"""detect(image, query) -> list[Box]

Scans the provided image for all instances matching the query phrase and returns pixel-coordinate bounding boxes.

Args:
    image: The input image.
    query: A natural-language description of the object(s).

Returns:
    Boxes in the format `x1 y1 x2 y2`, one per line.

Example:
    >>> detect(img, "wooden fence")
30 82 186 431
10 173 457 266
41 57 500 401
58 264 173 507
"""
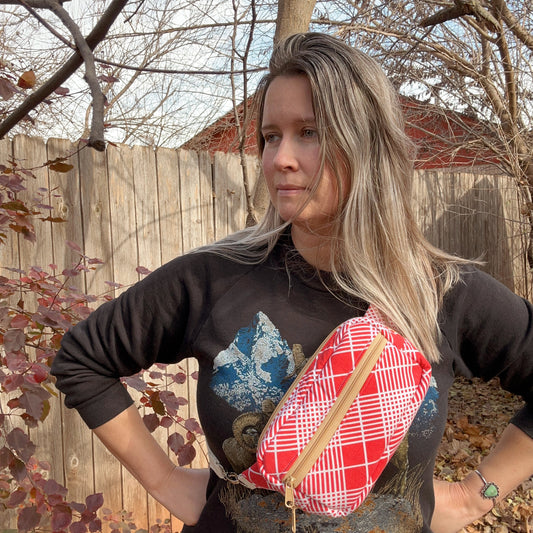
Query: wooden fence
0 134 530 531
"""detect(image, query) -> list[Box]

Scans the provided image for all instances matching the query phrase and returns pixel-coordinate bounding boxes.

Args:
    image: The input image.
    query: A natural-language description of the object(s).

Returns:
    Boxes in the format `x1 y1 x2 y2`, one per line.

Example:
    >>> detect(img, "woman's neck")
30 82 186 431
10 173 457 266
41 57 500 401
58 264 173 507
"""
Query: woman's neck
290 224 335 272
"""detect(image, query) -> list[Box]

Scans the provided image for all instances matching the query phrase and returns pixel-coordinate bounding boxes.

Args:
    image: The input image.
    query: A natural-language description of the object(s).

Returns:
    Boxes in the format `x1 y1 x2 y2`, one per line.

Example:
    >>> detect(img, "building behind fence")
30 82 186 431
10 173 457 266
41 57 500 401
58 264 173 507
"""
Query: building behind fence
0 135 530 531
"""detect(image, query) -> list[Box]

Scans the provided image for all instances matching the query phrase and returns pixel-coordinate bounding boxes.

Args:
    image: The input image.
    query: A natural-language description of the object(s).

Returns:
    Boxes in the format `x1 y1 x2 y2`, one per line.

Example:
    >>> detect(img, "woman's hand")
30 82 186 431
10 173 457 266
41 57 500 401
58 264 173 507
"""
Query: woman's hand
93 405 210 525
431 475 492 533
150 466 210 526
432 424 533 533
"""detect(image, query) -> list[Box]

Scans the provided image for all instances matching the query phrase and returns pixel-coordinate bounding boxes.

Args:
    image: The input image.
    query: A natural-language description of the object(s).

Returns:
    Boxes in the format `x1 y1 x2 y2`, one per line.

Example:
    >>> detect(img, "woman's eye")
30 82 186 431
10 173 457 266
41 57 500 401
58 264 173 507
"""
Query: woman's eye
263 133 279 143
302 128 317 138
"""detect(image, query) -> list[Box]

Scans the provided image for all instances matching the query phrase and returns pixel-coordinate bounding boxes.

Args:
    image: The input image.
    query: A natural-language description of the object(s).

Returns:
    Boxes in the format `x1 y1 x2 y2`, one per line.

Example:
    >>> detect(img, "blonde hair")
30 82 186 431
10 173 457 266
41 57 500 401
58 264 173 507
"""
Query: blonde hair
201 32 468 363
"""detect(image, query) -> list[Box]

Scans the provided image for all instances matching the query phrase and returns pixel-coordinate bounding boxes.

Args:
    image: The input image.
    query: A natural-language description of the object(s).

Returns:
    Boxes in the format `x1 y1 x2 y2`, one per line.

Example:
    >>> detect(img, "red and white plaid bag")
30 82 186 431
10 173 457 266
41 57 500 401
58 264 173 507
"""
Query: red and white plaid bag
239 307 432 528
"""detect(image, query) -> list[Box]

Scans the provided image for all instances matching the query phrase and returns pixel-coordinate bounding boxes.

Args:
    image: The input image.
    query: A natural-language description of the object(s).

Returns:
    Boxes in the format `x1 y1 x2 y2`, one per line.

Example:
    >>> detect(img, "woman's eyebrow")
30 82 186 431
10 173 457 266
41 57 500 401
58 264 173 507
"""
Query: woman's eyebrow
261 117 317 131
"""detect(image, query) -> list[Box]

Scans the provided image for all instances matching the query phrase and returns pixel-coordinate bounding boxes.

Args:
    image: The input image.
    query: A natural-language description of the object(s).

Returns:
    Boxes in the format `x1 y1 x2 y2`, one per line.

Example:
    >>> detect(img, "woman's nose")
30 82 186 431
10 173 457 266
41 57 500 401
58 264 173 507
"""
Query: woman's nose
273 138 299 172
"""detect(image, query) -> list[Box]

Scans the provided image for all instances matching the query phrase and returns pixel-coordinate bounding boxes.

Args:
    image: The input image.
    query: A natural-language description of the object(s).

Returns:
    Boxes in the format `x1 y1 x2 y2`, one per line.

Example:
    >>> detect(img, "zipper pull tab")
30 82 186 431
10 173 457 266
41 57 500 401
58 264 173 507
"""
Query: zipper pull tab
284 477 297 533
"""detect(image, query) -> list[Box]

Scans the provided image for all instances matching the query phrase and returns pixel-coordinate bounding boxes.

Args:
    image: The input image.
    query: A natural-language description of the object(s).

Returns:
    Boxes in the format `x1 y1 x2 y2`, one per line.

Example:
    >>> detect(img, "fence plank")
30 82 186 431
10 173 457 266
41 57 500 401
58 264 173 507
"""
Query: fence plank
75 142 117 529
106 143 151 529
179 149 205 253
156 146 182 263
0 137 16 275
12 135 66 483
198 150 215 245
0 134 18 533
155 146 186 531
177 149 211 473
78 142 114 295
12 135 52 278
213 151 246 239
46 138 95 503
131 144 170 525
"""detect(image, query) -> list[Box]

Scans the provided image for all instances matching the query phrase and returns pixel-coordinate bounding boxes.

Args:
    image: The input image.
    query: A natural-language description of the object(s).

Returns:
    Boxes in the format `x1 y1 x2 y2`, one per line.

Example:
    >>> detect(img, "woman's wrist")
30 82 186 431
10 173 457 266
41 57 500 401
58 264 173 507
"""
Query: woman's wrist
150 466 210 526
460 470 496 518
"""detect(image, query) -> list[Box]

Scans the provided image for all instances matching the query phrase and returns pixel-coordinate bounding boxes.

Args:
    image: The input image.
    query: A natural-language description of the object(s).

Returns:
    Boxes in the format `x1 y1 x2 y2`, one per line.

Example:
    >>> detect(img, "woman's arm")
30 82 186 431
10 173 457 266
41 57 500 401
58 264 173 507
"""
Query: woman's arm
431 423 533 533
93 404 210 526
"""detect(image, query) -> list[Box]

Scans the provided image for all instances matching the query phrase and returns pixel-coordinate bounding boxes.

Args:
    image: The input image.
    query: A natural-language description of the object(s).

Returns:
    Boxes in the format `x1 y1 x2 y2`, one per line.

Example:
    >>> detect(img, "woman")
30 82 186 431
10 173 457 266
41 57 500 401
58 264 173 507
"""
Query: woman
51 33 533 533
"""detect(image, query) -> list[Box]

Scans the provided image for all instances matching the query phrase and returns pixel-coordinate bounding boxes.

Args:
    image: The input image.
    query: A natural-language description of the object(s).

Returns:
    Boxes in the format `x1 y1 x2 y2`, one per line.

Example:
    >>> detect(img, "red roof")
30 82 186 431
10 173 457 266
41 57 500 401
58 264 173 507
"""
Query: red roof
182 95 498 169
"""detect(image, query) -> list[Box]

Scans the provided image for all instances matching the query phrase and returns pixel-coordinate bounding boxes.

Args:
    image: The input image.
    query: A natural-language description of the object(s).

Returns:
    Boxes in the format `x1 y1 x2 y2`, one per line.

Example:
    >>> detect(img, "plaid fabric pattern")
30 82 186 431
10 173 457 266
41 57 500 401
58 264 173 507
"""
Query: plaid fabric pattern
240 311 432 517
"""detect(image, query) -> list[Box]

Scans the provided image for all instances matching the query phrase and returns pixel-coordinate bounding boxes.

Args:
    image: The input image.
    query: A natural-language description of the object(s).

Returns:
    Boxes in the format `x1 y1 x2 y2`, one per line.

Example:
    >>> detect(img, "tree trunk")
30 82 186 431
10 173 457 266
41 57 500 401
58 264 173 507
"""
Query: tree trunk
274 0 316 44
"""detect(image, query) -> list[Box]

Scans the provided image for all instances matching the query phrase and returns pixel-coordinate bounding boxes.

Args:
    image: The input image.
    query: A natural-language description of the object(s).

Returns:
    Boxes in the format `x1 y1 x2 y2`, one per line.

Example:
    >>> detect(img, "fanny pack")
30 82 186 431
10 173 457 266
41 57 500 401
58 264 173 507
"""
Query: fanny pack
212 307 432 531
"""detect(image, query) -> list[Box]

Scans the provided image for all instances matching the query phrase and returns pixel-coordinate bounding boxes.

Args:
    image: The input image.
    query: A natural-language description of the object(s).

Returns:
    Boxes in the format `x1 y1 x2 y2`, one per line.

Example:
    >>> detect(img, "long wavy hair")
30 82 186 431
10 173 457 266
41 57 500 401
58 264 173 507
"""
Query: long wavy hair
200 32 468 363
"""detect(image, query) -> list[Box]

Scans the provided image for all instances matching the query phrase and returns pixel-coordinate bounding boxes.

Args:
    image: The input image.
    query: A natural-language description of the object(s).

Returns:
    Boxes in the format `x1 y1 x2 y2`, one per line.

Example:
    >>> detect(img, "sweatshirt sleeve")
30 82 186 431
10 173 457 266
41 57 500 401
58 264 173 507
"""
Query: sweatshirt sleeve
50 256 194 429
440 267 533 438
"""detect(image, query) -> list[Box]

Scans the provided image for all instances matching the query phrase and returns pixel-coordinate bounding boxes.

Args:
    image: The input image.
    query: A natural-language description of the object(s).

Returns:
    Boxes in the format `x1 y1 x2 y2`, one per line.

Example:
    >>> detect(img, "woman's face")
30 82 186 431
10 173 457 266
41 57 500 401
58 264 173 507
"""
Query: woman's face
261 74 342 236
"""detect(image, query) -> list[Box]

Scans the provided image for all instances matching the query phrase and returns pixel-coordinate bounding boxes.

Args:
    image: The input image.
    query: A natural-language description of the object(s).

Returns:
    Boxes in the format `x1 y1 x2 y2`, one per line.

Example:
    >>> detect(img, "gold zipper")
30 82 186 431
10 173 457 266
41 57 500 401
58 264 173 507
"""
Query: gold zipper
284 476 297 533
281 333 387 524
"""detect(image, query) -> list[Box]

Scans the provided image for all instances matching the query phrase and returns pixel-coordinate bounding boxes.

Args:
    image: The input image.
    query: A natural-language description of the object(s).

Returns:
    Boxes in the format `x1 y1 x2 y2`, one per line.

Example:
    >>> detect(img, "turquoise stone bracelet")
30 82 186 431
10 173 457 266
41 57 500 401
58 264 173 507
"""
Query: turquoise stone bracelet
474 469 499 506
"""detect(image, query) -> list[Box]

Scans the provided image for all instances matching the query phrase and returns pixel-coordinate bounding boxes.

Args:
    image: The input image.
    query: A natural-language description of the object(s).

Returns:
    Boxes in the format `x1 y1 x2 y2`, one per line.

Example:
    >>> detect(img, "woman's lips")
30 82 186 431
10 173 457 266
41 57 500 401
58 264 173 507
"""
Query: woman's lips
276 184 306 196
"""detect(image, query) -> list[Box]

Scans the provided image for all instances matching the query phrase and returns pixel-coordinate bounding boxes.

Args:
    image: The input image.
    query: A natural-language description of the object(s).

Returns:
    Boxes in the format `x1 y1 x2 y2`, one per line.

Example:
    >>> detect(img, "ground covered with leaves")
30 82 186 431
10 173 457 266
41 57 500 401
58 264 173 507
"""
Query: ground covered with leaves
436 377 532 532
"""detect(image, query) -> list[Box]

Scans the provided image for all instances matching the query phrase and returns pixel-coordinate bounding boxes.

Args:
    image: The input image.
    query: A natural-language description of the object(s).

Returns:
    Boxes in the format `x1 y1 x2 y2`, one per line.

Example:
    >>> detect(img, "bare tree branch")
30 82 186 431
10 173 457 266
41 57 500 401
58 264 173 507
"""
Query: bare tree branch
18 0 74 48
0 0 70 6
491 0 533 52
0 0 128 150
45 0 106 149
421 0 500 31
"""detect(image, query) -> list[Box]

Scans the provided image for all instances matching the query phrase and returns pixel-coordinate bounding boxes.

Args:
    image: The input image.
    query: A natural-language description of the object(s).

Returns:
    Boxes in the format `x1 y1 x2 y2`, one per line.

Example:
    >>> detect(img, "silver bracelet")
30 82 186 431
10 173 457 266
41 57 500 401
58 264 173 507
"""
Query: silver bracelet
474 469 499 507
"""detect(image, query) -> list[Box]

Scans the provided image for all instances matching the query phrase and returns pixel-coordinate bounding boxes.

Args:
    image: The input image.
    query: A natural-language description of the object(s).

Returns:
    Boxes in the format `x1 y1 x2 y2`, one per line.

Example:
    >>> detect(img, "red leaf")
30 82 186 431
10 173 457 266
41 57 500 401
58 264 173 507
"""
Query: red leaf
143 413 159 433
17 70 36 89
136 266 151 276
10 457 27 482
49 162 74 173
7 428 36 462
10 313 29 329
184 418 203 434
167 432 184 456
66 240 82 252
69 502 86 514
122 375 147 392
17 506 41 532
172 372 187 384
3 328 26 352
88 518 102 532
5 351 27 372
8 488 27 506
85 492 103 512
177 443 196 467
0 445 16 468
43 478 67 497
52 504 72 531
160 416 173 428
98 74 119 83
160 391 187 412
54 86 70 96
70 521 87 533
26 362 49 384
19 388 50 422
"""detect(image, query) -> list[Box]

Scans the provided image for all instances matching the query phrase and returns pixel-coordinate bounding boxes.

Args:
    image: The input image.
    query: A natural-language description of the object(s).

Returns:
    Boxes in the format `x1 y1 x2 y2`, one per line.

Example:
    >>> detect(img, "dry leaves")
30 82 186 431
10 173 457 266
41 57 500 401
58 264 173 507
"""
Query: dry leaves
436 377 533 532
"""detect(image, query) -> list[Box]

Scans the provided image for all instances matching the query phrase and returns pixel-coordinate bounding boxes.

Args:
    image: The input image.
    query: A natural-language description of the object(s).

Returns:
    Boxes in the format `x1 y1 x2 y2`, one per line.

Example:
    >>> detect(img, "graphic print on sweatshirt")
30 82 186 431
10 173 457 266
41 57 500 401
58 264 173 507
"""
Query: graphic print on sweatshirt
210 311 305 472
210 311 302 411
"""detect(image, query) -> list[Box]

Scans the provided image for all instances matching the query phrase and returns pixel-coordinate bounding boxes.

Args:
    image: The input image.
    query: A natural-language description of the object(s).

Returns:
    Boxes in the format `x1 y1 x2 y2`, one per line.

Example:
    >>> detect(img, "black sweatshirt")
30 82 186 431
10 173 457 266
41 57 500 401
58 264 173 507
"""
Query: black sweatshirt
51 237 533 533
